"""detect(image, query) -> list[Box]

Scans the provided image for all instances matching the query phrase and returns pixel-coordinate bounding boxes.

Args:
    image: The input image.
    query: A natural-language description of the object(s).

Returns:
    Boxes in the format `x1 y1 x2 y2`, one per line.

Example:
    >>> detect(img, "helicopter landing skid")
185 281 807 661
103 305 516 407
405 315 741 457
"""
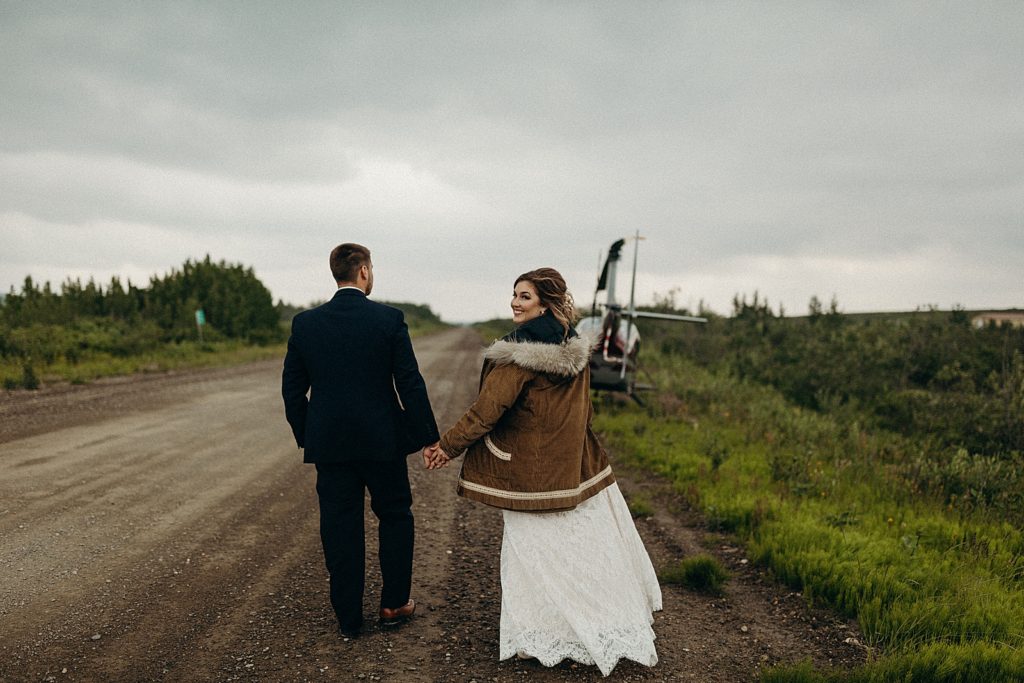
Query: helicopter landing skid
629 382 655 405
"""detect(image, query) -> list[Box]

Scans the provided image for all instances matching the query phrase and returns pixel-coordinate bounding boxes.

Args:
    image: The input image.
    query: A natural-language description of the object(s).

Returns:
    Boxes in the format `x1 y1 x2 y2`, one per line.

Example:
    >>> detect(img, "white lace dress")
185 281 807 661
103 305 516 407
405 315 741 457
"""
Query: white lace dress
499 481 662 676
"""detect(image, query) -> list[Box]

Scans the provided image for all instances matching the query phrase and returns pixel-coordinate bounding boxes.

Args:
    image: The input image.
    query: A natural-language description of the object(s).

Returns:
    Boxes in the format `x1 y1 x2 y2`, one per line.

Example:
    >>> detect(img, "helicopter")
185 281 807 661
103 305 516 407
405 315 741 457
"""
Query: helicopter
576 233 706 403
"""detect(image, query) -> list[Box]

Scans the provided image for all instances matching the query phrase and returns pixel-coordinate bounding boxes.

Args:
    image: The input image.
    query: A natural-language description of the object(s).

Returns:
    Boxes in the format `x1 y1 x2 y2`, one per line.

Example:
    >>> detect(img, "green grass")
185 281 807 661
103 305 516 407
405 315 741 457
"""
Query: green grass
762 644 1024 682
594 350 1024 681
404 316 451 338
625 492 655 519
658 554 730 595
761 659 826 683
472 318 515 343
1 313 448 391
0 341 286 389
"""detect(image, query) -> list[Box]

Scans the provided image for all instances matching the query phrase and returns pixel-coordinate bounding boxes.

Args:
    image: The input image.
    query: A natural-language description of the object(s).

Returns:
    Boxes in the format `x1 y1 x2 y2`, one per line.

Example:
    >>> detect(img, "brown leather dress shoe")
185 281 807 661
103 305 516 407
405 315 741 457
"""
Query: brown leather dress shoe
379 599 416 627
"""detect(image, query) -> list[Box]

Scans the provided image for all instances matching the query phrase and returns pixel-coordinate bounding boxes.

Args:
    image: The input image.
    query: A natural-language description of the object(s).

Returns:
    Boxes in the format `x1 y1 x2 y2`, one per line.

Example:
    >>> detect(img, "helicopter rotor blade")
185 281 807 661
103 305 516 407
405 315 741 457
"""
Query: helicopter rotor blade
595 238 626 292
624 310 708 324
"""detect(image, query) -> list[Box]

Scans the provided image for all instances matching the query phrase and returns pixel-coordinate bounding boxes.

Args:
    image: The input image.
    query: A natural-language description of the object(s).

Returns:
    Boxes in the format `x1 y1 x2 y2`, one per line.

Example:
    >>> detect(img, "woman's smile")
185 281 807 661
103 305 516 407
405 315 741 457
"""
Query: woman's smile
511 281 544 324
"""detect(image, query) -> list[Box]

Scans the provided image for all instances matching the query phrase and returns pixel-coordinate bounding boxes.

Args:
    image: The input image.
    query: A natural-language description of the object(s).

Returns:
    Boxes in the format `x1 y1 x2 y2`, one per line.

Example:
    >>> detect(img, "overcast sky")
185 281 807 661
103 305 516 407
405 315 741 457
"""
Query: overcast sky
2 2 1022 323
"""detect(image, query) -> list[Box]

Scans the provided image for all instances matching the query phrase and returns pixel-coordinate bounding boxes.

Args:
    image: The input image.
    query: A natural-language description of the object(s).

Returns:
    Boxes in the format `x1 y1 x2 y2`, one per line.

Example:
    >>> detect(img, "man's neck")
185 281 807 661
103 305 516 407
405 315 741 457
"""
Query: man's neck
337 283 366 293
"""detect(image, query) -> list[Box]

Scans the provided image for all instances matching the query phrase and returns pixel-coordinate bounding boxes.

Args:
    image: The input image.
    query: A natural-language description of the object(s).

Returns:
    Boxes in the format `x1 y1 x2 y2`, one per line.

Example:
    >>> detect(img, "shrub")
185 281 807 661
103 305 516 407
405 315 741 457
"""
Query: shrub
626 493 654 518
760 659 828 683
658 554 730 595
912 449 1024 515
21 362 39 390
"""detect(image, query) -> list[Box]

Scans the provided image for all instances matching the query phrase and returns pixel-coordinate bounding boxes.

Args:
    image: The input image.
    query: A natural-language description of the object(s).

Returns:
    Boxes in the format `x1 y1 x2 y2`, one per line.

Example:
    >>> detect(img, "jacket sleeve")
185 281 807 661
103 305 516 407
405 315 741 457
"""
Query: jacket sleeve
439 363 533 456
391 312 440 449
281 317 310 448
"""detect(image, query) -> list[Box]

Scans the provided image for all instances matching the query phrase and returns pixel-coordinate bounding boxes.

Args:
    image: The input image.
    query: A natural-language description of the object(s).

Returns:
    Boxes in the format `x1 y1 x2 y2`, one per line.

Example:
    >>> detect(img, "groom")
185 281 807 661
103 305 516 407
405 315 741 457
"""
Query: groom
282 243 439 639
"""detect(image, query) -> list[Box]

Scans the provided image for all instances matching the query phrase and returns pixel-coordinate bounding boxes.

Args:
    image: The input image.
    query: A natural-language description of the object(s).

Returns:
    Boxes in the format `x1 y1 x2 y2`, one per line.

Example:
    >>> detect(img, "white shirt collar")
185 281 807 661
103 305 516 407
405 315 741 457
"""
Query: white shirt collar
338 286 365 293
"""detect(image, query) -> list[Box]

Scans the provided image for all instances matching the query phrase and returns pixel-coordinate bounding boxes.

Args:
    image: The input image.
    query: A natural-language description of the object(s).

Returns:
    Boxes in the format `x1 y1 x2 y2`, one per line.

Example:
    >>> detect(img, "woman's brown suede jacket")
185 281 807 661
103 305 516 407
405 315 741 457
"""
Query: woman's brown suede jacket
439 313 615 512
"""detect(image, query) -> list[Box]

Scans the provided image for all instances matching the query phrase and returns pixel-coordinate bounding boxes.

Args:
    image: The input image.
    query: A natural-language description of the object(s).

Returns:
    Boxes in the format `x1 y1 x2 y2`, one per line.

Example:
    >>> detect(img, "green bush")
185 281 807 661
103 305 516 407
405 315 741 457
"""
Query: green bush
658 554 730 595
20 362 39 390
643 298 1024 457
912 449 1024 515
472 318 515 343
625 493 654 518
1 257 283 345
0 258 294 388
760 659 827 683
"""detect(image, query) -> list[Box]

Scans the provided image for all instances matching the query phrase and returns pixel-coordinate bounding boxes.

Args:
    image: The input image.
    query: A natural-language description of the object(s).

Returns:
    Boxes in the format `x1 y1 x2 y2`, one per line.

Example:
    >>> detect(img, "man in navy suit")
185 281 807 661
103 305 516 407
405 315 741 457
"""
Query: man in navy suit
282 243 439 638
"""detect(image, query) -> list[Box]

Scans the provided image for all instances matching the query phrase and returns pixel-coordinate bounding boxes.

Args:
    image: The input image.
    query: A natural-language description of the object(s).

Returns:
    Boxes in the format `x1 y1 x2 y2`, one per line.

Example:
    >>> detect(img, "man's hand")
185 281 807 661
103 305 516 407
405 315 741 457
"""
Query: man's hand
421 443 437 469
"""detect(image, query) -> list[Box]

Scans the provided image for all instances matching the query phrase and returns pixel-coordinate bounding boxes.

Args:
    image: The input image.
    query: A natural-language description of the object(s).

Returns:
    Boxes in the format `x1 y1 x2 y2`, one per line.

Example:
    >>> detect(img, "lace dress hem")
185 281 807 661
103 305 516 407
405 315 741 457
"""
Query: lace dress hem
499 482 663 677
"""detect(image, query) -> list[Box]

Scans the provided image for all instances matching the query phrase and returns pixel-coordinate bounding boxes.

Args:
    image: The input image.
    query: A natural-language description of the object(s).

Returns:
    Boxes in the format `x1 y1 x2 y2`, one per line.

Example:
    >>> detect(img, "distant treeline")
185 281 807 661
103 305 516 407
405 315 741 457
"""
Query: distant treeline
276 297 447 336
1 256 281 366
0 258 451 389
644 293 1024 457
384 302 448 335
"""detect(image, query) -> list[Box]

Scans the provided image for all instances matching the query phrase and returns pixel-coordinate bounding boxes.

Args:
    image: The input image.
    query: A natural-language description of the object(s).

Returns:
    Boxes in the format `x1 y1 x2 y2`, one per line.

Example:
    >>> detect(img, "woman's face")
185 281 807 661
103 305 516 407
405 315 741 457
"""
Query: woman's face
511 280 545 324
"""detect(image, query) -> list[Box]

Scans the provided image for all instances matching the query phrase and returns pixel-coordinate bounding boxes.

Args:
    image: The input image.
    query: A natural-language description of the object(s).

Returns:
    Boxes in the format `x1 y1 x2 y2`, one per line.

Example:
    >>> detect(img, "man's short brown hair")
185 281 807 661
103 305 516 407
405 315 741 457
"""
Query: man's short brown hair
330 243 371 283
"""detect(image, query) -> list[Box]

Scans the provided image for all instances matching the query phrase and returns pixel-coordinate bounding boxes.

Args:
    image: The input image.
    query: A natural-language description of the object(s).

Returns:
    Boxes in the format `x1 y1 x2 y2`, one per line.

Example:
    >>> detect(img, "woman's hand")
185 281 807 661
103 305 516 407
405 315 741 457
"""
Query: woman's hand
422 443 451 470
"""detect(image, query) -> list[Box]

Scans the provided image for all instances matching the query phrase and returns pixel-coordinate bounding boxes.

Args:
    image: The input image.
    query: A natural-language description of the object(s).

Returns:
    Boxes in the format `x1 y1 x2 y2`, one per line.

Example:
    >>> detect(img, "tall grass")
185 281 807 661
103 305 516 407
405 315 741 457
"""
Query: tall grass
472 318 515 343
0 340 286 388
594 351 1024 680
765 644 1024 682
658 555 730 596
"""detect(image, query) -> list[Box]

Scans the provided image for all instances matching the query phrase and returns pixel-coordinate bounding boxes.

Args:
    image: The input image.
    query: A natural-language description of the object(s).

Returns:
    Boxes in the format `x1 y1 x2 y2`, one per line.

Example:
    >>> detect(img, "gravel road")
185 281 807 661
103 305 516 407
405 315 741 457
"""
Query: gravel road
0 327 866 681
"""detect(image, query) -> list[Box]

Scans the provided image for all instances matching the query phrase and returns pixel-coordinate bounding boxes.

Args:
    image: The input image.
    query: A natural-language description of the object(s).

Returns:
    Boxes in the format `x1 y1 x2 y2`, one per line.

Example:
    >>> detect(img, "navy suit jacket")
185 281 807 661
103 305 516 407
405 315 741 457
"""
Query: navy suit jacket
281 288 439 463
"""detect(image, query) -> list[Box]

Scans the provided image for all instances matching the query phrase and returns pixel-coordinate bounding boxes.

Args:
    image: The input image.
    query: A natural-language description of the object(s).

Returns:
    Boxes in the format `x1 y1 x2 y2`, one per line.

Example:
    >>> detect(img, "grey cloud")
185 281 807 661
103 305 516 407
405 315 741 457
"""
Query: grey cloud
2 2 1022 320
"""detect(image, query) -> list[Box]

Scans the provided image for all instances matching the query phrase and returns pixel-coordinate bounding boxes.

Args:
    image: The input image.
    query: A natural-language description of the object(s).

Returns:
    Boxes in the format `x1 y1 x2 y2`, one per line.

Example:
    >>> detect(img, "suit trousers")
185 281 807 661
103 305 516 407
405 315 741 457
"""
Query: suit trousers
315 458 414 631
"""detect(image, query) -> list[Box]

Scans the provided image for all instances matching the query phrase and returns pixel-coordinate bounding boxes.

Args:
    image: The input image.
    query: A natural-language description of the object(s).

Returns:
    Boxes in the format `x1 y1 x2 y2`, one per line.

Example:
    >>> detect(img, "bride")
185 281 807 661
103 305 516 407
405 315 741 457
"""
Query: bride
425 267 662 676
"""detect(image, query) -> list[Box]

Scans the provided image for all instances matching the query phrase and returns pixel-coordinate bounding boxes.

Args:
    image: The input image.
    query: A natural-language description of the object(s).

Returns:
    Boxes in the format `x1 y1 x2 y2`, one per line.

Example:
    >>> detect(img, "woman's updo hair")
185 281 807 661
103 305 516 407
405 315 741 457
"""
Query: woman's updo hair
515 267 576 339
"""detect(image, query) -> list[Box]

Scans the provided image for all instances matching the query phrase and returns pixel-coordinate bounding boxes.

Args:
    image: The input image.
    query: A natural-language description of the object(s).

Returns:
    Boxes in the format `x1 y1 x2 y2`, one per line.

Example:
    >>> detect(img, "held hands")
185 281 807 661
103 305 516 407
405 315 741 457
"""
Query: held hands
421 442 451 470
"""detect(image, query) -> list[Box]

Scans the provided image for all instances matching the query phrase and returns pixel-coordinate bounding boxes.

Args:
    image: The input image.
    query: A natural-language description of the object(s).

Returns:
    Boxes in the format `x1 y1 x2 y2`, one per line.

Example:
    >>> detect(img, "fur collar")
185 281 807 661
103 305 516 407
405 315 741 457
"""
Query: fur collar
484 332 594 376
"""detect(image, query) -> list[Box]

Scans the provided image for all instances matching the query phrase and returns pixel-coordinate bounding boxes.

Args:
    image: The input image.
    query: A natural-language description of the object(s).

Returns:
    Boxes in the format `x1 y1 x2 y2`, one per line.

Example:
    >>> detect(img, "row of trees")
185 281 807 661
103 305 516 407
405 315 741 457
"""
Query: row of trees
1 257 282 363
644 293 1024 457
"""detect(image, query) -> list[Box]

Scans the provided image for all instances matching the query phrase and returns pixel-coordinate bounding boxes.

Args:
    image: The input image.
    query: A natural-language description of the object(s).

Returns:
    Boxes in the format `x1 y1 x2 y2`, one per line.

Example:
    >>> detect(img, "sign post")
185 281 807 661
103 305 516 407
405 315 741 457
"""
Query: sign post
195 308 206 342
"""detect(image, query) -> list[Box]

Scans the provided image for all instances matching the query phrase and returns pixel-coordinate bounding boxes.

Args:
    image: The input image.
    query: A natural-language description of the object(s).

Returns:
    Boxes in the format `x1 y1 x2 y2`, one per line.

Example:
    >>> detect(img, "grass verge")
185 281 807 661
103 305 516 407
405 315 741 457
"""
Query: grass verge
1 316 447 391
1 341 286 389
594 352 1024 682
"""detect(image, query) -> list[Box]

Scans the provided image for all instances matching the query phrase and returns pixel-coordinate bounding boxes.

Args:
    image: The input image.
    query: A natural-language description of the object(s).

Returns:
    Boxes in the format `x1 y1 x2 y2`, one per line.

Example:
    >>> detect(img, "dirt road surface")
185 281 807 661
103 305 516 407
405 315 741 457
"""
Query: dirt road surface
0 328 866 681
